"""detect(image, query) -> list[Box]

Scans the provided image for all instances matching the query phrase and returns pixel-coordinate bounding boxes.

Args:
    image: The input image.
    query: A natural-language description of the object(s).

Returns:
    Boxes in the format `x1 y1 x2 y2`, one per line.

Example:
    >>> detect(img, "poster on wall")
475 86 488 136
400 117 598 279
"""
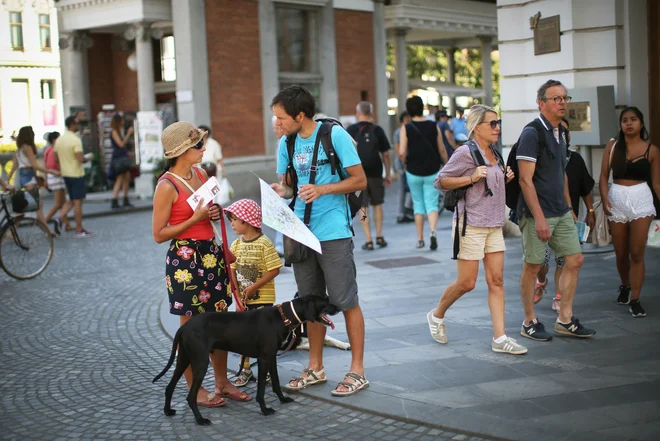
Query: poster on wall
135 111 164 172
567 102 592 132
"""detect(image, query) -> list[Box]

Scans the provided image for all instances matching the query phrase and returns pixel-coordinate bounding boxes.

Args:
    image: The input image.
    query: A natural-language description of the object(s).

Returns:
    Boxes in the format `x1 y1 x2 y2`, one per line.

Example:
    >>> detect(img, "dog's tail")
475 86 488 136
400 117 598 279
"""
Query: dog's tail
152 327 181 383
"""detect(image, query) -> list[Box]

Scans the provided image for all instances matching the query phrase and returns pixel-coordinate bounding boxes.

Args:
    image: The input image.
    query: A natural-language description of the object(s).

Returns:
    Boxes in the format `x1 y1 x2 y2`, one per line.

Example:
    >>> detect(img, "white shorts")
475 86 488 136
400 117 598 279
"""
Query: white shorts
47 173 66 191
608 183 656 223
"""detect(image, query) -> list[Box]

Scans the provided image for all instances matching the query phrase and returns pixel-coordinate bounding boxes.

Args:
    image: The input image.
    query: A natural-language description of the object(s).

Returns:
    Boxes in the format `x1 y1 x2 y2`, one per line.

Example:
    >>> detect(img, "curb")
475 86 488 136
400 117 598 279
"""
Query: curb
82 204 153 220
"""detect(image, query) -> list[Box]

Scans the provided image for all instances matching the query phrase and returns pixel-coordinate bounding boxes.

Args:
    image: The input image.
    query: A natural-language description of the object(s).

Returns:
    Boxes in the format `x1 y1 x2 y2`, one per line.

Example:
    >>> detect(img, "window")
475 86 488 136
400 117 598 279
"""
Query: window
41 80 57 126
276 6 321 108
39 14 51 51
160 36 176 82
10 12 23 50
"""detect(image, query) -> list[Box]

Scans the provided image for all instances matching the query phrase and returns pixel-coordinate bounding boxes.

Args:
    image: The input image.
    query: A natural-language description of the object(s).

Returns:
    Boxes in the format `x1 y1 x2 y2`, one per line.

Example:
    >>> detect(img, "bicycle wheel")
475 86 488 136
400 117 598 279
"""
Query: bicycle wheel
0 217 54 280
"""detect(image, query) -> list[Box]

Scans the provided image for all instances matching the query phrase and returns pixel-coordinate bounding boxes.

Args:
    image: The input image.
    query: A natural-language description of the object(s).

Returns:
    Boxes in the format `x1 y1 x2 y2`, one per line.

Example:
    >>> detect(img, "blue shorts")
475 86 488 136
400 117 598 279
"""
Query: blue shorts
64 177 86 200
405 171 440 216
19 168 37 188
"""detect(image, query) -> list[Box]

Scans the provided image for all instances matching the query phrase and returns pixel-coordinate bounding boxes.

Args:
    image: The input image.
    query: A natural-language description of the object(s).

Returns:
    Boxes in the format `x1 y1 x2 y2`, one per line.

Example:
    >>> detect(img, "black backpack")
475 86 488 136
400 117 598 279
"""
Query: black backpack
354 123 381 175
504 119 550 212
445 141 504 260
285 118 365 225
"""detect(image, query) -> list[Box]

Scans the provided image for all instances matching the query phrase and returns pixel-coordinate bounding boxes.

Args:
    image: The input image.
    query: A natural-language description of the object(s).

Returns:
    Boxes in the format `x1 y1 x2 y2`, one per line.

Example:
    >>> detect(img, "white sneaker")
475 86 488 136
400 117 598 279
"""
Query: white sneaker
492 337 528 355
426 310 447 344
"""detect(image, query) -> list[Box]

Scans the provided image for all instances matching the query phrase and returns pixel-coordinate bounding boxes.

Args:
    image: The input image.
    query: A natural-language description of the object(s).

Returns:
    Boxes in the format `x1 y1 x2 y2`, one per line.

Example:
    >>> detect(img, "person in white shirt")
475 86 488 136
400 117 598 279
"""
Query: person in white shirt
198 125 224 178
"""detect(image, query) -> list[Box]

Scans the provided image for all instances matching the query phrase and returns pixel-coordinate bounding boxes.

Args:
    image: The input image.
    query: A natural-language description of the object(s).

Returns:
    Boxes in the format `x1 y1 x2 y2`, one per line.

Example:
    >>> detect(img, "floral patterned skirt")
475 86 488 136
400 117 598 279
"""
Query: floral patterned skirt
165 238 232 316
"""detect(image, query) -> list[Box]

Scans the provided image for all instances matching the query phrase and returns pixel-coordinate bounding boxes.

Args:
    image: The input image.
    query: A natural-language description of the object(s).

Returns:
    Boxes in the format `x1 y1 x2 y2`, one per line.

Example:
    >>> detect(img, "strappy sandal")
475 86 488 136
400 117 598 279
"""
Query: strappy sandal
283 367 326 391
197 392 226 408
232 369 254 387
416 240 425 249
218 384 252 402
376 237 387 248
331 372 369 397
361 241 374 251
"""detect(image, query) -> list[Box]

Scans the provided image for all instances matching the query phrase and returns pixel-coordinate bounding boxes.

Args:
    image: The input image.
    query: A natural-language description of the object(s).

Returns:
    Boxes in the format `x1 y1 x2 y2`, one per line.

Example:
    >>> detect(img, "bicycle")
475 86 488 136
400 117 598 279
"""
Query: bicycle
0 192 54 280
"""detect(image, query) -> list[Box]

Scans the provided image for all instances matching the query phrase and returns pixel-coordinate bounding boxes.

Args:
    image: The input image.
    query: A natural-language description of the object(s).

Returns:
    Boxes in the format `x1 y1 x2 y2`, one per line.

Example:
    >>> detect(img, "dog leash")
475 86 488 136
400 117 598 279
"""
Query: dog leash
276 302 303 356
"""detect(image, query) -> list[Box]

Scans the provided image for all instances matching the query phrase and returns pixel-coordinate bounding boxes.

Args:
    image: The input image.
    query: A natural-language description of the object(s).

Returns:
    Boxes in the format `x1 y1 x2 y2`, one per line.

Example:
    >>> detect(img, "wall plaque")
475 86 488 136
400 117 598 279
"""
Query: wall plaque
567 102 592 132
534 15 561 55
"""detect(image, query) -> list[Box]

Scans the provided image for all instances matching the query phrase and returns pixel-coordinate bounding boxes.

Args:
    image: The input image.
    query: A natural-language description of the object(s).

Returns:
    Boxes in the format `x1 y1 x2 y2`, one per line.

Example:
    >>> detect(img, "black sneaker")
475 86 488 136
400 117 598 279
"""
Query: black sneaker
616 285 631 305
521 319 553 341
554 316 596 338
430 234 438 251
629 300 646 318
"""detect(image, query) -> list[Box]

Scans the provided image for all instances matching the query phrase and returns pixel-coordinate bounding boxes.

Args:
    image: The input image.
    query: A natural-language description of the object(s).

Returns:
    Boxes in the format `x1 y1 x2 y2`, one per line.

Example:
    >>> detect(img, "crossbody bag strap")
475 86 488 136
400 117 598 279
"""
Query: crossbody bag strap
303 129 324 226
166 170 243 311
407 121 437 153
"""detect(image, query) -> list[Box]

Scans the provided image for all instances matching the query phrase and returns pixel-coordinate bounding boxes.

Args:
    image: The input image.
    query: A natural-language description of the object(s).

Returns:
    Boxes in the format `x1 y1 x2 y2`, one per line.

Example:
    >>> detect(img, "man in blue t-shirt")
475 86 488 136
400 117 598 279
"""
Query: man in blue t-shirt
450 107 468 144
271 85 369 397
435 110 457 159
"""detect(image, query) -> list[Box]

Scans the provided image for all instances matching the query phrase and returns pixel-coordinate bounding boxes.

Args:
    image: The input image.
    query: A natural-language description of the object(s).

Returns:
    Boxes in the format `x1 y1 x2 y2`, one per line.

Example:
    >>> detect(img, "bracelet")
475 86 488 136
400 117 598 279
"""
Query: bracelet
588 208 595 213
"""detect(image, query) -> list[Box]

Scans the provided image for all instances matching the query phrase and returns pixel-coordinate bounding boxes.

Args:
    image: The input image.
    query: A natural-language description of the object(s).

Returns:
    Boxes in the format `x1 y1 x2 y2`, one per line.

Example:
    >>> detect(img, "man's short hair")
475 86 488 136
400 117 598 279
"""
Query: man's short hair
398 111 410 123
537 79 564 103
271 85 316 119
65 116 77 129
405 96 424 117
356 101 373 116
435 110 448 121
198 125 211 137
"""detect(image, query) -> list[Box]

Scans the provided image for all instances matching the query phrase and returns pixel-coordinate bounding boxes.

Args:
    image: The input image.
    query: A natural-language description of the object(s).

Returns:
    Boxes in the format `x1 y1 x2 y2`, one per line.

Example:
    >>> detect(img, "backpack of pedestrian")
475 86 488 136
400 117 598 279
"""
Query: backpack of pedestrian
504 119 548 223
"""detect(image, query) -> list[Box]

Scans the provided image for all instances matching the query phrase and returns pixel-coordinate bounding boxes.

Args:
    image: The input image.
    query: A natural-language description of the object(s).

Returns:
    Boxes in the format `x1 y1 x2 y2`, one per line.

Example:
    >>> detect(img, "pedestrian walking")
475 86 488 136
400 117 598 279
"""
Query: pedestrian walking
450 107 468 144
109 113 134 209
428 105 526 354
270 85 369 397
517 79 595 341
54 116 93 237
43 131 73 235
599 107 659 318
436 110 457 159
398 96 448 249
347 101 392 250
393 111 414 223
8 126 59 236
152 121 252 407
198 124 224 179
225 199 282 386
534 119 596 313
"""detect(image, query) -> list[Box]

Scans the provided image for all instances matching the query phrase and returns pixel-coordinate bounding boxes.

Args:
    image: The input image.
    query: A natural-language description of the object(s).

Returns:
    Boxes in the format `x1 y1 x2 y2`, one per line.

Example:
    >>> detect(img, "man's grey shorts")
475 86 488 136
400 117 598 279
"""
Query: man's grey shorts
292 238 359 312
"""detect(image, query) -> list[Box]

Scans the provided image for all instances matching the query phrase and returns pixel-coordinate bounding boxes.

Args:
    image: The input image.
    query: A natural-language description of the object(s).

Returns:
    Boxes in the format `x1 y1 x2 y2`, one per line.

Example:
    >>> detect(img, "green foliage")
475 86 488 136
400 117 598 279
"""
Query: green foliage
386 44 500 112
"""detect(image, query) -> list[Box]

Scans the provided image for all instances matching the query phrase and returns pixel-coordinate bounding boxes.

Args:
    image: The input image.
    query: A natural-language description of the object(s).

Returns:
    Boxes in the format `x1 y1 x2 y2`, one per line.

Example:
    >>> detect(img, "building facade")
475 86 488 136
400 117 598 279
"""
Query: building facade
0 0 64 143
498 0 658 183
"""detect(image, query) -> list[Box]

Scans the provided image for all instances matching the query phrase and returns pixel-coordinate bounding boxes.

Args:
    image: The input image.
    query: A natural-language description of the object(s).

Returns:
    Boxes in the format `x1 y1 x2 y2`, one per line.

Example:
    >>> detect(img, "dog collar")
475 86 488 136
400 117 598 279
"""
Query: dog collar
276 303 298 330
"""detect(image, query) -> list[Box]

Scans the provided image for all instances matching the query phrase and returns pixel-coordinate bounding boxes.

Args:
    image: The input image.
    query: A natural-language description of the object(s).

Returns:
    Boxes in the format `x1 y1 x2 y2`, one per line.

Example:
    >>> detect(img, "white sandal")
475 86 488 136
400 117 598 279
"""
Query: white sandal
284 368 326 391
331 372 369 397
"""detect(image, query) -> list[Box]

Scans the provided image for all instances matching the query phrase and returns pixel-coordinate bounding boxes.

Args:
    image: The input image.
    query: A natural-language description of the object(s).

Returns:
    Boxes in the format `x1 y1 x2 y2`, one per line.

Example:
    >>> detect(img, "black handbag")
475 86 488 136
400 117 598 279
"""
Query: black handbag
11 187 39 213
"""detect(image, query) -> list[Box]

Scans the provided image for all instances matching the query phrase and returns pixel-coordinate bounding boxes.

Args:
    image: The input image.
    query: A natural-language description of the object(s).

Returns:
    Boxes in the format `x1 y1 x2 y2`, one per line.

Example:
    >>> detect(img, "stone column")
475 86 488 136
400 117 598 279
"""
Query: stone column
372 0 390 138
480 36 493 107
135 23 156 112
59 31 90 117
445 47 456 117
394 28 409 114
259 0 280 156
319 1 339 117
172 0 212 126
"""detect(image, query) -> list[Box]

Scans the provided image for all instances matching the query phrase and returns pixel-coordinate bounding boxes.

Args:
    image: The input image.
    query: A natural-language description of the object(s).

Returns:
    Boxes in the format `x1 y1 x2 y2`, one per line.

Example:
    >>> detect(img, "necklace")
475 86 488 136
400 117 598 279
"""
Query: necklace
181 170 193 180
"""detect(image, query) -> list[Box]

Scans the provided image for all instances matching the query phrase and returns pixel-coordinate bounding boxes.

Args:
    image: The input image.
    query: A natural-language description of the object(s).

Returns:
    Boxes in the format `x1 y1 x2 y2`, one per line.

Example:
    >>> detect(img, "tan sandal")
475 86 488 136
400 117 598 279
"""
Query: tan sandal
331 372 369 397
283 367 326 391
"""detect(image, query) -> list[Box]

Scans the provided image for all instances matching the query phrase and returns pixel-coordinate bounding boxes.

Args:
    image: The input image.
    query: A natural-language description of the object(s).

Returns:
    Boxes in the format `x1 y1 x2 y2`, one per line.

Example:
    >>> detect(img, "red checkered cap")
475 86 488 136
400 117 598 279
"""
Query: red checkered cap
225 199 262 229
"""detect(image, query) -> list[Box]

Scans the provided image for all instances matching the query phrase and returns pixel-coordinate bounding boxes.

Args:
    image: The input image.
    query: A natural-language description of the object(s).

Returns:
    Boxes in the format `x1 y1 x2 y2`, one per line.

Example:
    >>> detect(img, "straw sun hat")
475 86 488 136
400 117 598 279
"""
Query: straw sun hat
161 121 207 159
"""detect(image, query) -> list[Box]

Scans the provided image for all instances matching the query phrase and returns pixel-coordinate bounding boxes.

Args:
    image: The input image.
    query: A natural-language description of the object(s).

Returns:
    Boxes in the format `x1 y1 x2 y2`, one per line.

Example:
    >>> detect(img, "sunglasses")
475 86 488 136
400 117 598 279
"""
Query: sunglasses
191 138 205 150
480 119 502 129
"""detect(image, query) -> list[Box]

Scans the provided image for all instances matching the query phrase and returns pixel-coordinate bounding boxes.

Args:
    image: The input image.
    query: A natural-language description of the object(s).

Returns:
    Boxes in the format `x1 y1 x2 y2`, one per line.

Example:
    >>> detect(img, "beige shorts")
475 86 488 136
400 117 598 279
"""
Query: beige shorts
452 217 506 260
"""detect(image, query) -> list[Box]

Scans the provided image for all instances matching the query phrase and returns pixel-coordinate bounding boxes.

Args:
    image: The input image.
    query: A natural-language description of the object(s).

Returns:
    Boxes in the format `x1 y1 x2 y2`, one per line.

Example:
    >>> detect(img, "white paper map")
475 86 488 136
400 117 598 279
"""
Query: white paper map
186 176 222 210
258 178 322 254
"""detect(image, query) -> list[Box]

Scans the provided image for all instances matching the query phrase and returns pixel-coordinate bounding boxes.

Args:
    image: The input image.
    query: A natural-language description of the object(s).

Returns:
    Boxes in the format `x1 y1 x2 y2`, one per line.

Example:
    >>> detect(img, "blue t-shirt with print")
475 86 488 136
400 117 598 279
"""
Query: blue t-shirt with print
276 122 361 241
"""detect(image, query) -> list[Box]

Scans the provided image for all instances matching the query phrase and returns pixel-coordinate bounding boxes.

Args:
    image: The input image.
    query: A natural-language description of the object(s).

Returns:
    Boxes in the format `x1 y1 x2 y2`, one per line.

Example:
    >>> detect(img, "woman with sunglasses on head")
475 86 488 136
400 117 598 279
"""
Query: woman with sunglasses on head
599 107 659 318
427 105 526 355
152 122 252 408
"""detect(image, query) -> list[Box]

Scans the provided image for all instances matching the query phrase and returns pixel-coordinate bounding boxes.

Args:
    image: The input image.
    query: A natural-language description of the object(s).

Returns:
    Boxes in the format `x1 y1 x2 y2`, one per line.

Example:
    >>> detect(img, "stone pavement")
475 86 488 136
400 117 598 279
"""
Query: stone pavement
0 209 493 441
160 188 659 441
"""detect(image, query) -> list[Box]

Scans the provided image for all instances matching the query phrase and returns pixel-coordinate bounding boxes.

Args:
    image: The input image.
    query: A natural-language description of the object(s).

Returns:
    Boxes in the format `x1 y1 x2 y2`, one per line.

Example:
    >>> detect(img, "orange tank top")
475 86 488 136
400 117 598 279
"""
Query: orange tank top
159 167 215 240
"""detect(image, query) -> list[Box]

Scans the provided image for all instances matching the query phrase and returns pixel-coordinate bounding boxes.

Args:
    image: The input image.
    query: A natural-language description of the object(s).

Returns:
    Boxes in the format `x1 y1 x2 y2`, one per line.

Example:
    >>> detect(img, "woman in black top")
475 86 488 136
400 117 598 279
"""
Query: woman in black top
398 96 448 249
599 107 660 318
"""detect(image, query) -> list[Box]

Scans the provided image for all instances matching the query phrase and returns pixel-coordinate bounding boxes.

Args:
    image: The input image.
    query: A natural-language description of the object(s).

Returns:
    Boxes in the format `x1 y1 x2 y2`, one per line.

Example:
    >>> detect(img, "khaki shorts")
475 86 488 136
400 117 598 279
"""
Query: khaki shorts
519 211 582 264
452 217 506 260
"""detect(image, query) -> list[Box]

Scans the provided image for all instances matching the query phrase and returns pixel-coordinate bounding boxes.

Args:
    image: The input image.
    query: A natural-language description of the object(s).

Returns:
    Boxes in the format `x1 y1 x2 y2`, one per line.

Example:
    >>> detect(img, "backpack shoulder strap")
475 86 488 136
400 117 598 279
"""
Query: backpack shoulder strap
467 141 486 166
319 122 340 177
285 135 298 208
527 119 546 150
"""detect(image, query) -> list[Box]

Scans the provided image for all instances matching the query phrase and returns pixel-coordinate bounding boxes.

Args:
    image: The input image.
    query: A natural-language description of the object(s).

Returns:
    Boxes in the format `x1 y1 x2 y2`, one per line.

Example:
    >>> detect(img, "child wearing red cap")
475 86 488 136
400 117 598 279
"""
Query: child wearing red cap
225 199 283 387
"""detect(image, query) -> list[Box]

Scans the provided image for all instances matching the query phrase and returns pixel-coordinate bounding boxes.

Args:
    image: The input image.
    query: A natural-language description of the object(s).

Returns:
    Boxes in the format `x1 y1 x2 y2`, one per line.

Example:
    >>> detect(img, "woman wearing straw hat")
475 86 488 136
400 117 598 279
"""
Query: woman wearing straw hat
152 121 252 407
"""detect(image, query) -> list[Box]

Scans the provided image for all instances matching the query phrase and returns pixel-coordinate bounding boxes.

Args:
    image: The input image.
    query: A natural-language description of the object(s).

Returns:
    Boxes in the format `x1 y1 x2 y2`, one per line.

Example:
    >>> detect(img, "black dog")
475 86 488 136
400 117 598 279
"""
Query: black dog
153 295 338 425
